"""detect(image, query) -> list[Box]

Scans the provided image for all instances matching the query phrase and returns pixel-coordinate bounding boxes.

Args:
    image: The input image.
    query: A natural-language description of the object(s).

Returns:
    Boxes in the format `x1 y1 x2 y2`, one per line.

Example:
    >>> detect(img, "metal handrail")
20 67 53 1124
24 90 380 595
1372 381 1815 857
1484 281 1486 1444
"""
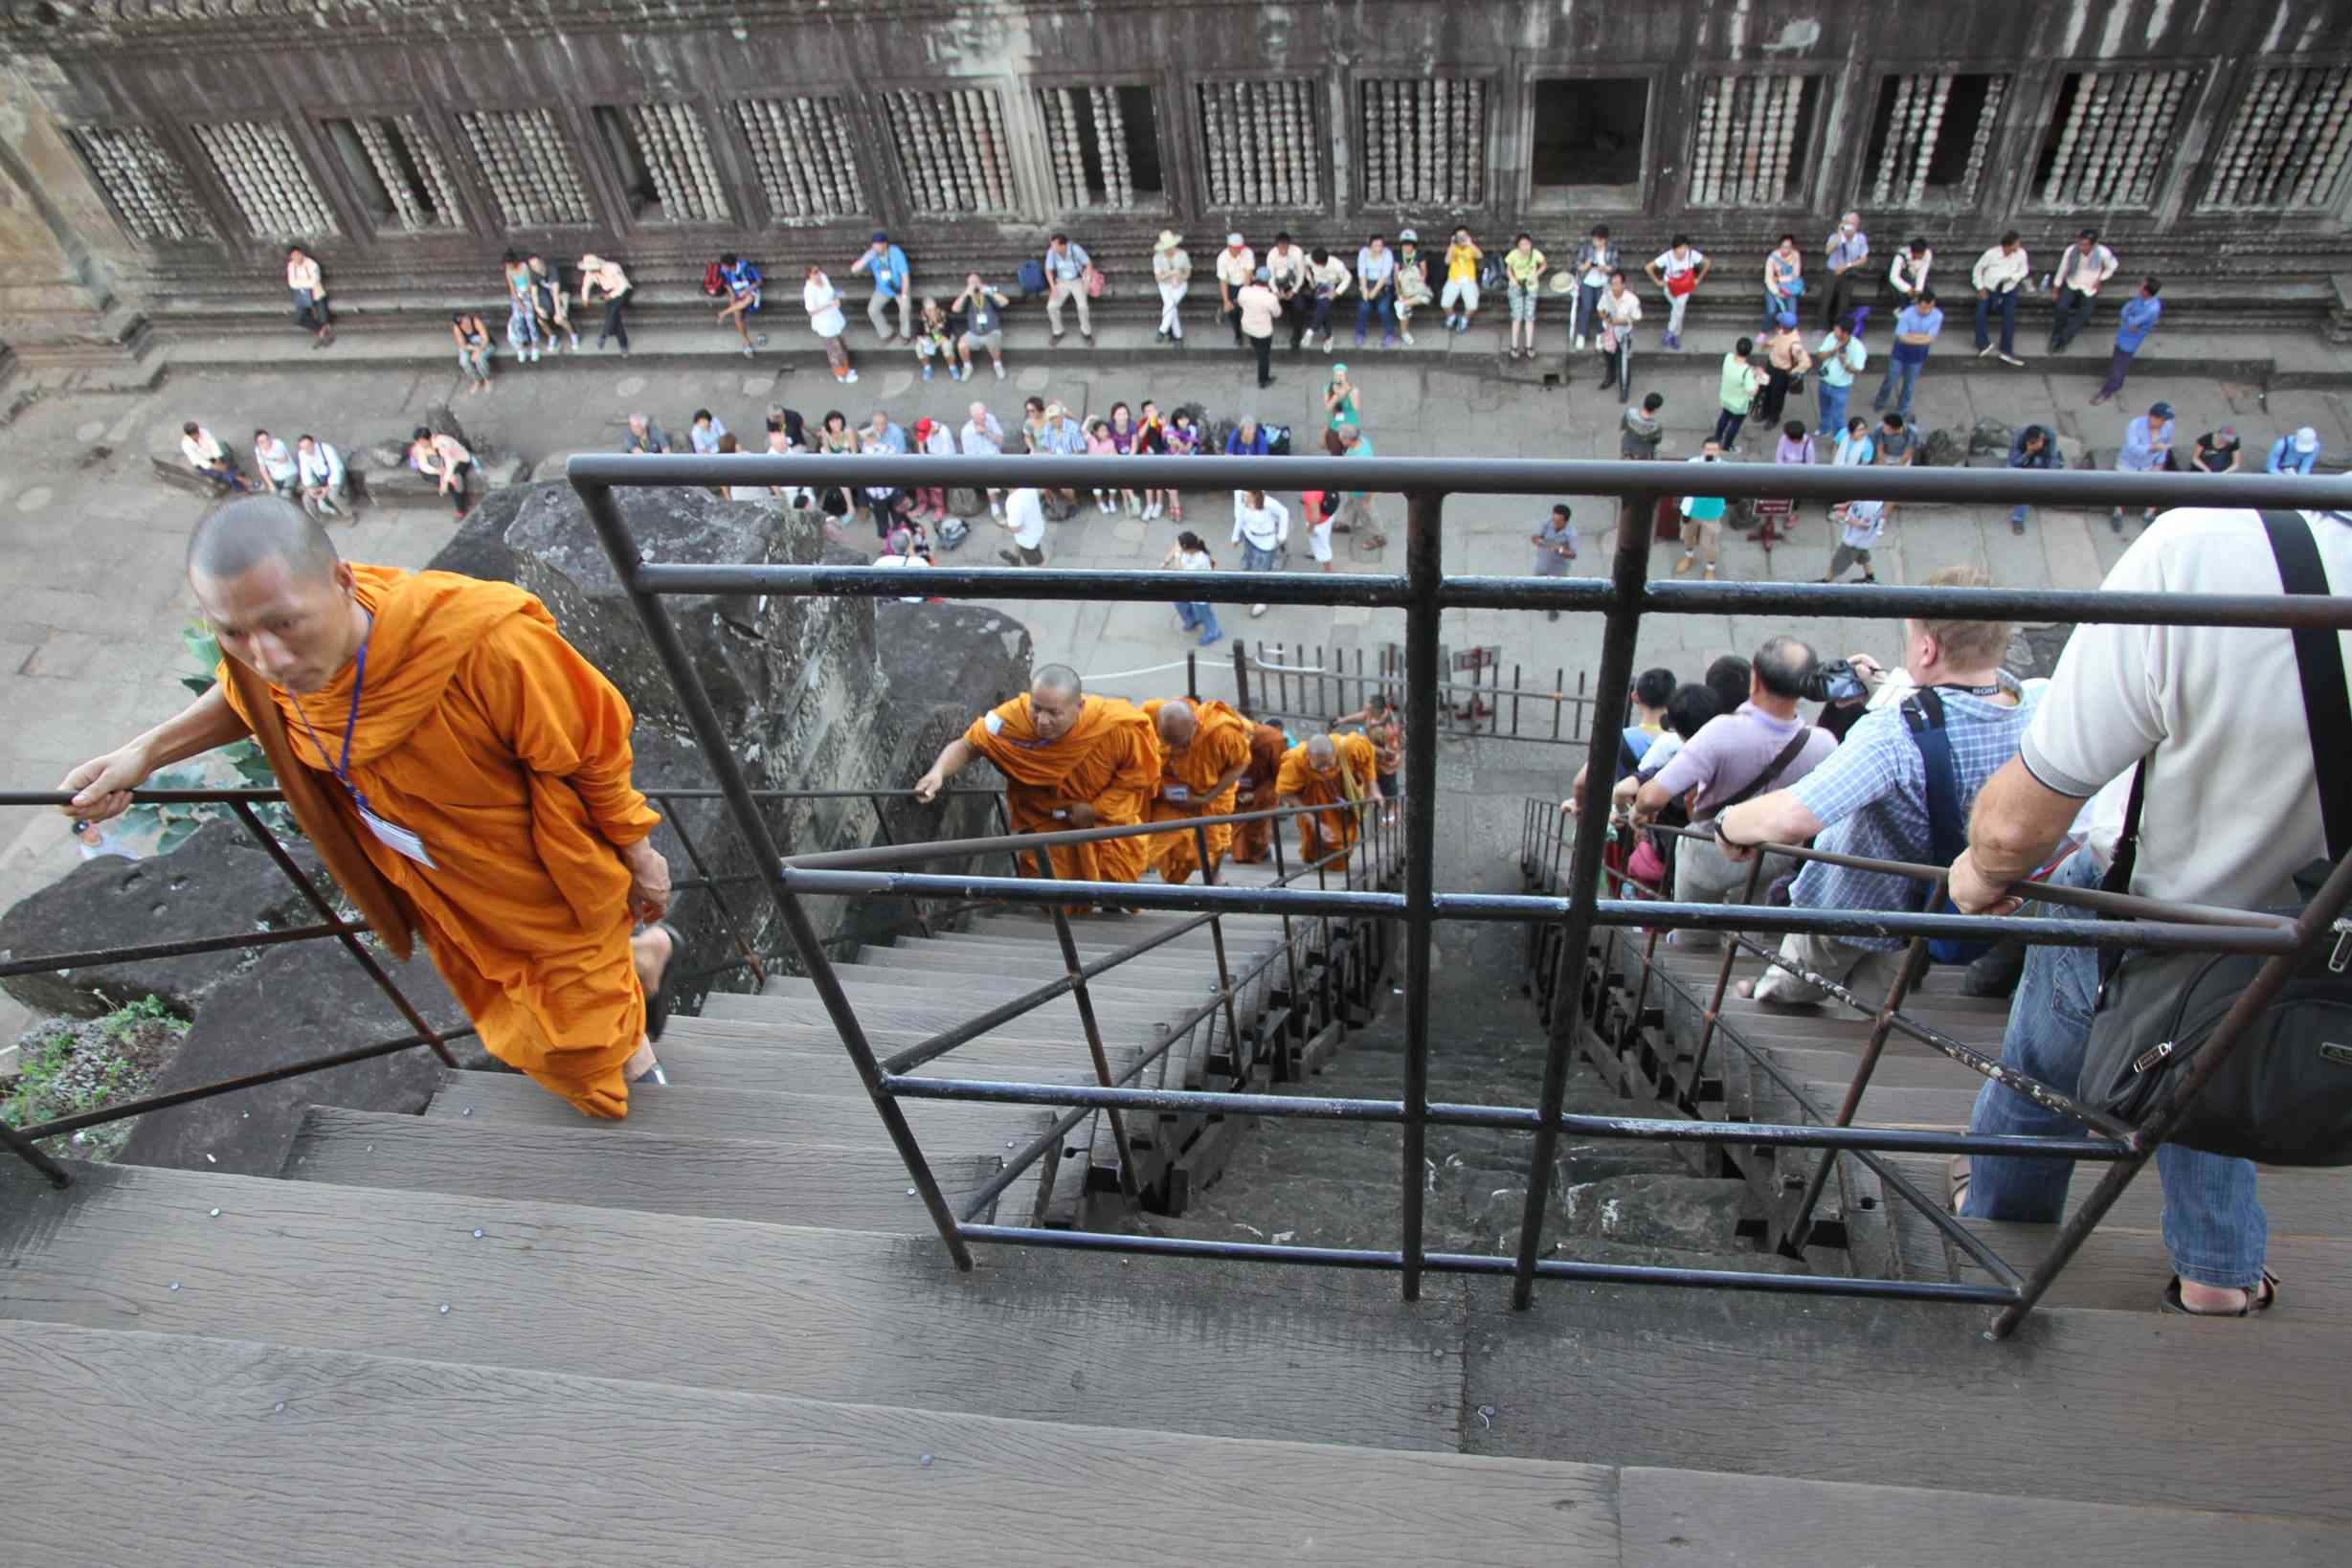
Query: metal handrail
543 451 2352 1339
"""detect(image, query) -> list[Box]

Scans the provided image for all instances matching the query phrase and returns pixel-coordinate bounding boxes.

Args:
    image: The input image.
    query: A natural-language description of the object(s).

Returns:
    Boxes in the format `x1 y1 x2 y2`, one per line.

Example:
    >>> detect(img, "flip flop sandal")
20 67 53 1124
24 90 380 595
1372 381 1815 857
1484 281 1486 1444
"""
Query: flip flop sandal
2161 1270 2278 1317
645 921 685 1043
1946 1154 1970 1215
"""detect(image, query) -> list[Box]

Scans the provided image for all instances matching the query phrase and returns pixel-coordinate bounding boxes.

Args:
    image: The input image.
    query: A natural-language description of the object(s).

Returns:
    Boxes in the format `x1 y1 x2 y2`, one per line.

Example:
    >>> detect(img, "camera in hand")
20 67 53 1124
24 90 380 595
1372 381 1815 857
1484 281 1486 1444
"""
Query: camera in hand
1803 659 1870 705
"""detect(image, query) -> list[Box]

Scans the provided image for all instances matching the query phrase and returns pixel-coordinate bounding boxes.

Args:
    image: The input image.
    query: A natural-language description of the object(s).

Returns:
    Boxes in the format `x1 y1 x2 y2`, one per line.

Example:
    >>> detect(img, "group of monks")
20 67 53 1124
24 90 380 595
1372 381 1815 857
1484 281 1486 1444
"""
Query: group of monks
912 665 1386 890
59 496 1391 1132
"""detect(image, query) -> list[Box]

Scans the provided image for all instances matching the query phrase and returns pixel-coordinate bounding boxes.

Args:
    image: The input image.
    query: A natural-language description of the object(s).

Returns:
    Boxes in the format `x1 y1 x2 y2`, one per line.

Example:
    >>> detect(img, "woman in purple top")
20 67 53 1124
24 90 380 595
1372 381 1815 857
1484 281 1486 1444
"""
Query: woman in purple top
1164 408 1200 523
1106 400 1142 516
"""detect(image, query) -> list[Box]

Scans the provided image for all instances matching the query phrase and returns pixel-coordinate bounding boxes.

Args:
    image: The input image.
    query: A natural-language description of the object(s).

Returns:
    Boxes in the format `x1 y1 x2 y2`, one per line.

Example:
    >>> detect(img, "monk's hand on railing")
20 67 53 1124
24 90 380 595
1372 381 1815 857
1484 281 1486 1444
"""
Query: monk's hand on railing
913 767 946 803
58 744 151 825
620 839 673 924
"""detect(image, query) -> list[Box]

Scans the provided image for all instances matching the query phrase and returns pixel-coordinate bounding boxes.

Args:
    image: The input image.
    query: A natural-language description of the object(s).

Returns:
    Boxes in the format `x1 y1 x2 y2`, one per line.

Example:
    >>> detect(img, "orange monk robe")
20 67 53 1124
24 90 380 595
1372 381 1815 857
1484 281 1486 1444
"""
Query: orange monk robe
1230 722 1289 864
220 565 661 1120
1140 698 1254 885
963 693 1161 888
1275 732 1379 863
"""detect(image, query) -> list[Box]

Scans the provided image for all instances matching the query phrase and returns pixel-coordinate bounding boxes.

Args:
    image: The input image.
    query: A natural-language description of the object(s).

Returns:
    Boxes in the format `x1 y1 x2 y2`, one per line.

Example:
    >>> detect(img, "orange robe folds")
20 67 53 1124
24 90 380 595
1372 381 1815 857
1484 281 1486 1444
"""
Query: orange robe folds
220 565 661 1120
1276 732 1379 863
1140 698 1254 885
964 693 1161 892
1230 723 1289 864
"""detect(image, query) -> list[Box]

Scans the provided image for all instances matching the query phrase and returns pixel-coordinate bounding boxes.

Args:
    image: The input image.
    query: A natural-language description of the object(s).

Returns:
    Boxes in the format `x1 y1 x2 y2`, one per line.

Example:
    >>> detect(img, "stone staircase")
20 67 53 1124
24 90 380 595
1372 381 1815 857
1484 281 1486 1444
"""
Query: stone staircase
4 815 2352 1558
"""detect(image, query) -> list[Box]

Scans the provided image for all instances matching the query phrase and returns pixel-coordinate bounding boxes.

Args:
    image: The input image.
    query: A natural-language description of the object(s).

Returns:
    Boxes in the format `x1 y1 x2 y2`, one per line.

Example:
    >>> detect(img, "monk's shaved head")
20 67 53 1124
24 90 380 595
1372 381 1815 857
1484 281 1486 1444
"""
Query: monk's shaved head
1306 734 1336 768
1033 663 1084 701
188 496 342 587
1154 700 1197 750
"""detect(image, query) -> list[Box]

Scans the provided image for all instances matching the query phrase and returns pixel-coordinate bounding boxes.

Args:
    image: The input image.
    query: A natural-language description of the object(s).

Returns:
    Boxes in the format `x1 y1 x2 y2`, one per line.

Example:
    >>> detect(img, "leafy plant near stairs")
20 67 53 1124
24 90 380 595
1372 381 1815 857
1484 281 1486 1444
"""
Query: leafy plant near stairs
116 623 298 853
1 995 187 1162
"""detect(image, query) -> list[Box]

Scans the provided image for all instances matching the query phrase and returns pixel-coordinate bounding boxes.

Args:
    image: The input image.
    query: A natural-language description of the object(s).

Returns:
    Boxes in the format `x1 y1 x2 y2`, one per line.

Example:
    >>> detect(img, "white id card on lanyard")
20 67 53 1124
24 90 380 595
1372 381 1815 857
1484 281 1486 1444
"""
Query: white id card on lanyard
295 609 437 869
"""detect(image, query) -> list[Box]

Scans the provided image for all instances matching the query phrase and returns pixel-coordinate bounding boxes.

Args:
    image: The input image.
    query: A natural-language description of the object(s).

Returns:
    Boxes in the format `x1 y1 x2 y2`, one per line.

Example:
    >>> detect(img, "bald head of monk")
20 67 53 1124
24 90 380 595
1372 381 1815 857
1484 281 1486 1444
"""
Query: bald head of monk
1031 663 1086 742
1305 733 1337 772
1154 699 1197 755
187 496 367 695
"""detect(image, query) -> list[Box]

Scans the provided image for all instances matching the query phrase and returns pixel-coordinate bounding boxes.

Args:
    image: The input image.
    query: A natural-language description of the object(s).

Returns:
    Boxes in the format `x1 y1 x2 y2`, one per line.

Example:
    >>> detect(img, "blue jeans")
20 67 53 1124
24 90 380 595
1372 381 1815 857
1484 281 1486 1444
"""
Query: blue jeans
1355 291 1396 341
1873 356 1922 415
1974 289 2016 353
1176 600 1223 641
1243 542 1282 574
1576 280 1603 340
1816 379 1849 437
1961 852 2267 1288
2009 504 2031 528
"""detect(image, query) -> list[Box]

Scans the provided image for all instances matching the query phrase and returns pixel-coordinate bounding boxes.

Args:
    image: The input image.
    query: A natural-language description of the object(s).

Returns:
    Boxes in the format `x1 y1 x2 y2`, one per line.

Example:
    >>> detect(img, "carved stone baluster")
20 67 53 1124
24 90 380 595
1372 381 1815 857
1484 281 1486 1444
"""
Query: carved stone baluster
1959 76 2005 202
2041 76 2087 207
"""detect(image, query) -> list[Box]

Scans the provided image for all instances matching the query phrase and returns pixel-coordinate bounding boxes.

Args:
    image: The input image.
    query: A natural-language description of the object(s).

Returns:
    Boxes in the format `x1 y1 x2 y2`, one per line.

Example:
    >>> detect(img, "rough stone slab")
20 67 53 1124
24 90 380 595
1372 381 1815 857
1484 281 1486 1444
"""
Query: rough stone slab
0 1321 1614 1567
1557 1174 1758 1252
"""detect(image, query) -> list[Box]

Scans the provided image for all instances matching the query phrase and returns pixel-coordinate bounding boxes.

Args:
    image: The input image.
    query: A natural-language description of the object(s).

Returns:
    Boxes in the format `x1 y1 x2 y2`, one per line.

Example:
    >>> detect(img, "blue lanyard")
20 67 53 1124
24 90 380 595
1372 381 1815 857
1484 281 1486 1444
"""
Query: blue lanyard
294 609 372 807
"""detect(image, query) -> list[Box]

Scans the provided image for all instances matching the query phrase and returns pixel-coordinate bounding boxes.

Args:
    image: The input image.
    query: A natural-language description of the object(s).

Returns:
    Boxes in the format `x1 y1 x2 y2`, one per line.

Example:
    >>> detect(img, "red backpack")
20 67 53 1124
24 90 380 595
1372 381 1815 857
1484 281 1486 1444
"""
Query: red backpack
701 261 725 298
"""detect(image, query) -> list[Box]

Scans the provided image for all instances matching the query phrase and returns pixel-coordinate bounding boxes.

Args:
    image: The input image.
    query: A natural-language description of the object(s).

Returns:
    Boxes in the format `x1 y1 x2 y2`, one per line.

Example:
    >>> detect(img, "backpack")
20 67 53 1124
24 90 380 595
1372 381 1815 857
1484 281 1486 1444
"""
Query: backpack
1900 687 1992 965
2079 510 2352 1165
701 261 725 298
936 515 970 549
1018 258 1049 296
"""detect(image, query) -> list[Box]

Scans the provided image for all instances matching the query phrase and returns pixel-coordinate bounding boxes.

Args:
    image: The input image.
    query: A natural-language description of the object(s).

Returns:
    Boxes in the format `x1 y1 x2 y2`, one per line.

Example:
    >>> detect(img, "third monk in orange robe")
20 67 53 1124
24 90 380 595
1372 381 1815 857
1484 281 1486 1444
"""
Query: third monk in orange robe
1276 731 1381 863
1140 697 1253 884
915 663 1161 897
1230 721 1290 863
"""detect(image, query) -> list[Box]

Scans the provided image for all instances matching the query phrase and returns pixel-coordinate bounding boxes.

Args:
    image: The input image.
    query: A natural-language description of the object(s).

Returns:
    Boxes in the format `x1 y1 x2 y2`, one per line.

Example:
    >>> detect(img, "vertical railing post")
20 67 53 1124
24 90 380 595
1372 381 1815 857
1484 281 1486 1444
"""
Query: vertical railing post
1034 849 1142 1204
1186 651 1198 701
864 792 933 938
1686 849 1771 1096
573 472 974 1271
1398 487 1445 1302
226 798 460 1069
1781 930 1932 1252
1268 806 1306 1042
0 1113 73 1188
1190 821 1246 1079
991 793 1025 882
658 792 769 985
1508 487 1654 1310
1233 641 1251 716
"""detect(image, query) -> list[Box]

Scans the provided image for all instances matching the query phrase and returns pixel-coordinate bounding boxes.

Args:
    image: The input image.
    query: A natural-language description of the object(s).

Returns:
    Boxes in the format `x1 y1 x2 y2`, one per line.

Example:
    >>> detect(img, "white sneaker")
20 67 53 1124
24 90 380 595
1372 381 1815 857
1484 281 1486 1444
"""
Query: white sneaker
1097 499 1113 515
1575 334 1587 350
841 370 860 383
990 503 1003 518
1249 602 1268 618
993 362 1006 380
1400 331 1415 345
1301 329 1315 348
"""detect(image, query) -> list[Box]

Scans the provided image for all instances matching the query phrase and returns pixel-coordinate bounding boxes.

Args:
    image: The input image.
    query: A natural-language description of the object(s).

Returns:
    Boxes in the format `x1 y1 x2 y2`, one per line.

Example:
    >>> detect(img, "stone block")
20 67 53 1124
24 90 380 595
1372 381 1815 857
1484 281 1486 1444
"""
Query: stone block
1557 1173 1758 1252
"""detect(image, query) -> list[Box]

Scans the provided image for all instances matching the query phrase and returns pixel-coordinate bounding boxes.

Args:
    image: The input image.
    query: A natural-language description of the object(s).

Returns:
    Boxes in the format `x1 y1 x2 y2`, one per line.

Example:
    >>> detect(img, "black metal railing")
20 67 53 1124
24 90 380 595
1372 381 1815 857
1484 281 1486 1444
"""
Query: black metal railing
600 451 2345 1333
0 780 1000 1166
1221 640 1593 747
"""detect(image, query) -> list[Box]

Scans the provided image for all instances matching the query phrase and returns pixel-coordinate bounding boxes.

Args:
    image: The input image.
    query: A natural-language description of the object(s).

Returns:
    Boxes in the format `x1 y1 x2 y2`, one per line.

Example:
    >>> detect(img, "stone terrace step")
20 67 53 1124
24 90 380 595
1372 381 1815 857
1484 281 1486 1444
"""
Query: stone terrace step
0 1161 1464 1452
0 1320 1615 1567
283 1106 1000 1230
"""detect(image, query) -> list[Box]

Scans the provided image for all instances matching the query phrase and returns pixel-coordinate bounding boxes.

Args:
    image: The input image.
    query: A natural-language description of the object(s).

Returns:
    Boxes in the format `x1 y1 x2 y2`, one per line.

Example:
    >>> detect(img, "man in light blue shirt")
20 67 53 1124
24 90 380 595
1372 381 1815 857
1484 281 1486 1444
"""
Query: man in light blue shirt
2110 399 2174 534
2090 277 2163 406
688 408 729 456
849 232 912 342
1355 234 1399 348
1042 233 1094 342
1814 319 1867 437
2267 426 2321 476
862 410 908 456
1872 290 1943 419
1821 212 1869 330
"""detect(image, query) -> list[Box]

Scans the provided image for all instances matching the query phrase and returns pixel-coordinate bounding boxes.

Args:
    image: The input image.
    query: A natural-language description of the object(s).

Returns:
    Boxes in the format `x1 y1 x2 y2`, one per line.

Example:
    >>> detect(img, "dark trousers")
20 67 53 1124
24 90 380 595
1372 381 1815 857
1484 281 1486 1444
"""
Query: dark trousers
1714 408 1748 448
1974 290 2017 353
1281 292 1307 347
599 292 631 349
1223 300 1244 345
1821 268 1861 330
2096 346 2138 401
1250 333 1272 386
1308 293 1335 340
2050 287 2095 350
293 291 331 334
1758 364 1795 428
447 460 473 517
1598 338 1632 402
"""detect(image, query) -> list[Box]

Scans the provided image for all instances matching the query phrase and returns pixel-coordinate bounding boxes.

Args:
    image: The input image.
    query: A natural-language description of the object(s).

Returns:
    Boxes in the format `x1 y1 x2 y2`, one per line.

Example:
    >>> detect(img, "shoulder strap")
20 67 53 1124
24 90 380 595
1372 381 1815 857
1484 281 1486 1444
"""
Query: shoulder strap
1900 689 1969 866
1714 727 1817 813
2261 509 2352 862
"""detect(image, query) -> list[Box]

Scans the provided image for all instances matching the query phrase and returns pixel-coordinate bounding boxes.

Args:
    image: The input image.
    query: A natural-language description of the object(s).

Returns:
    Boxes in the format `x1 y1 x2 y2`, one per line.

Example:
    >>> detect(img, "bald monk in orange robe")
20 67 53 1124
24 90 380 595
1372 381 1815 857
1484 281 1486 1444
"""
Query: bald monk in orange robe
1139 697 1253 885
1230 721 1289 864
61 498 678 1120
913 663 1161 899
1276 730 1381 865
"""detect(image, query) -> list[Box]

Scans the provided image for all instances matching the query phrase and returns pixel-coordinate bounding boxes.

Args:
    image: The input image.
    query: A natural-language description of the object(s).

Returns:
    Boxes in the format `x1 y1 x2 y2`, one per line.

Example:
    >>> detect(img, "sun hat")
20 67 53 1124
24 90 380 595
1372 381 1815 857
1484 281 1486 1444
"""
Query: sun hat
2296 426 2319 452
1155 230 1182 250
1226 232 1246 247
577 254 603 271
1547 273 1576 294
1399 228 1419 242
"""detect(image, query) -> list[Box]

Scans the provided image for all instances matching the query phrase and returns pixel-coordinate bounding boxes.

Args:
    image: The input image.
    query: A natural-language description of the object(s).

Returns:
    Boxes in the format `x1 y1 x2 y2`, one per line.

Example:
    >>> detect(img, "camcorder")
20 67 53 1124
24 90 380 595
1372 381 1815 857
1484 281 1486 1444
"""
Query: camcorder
1803 659 1870 705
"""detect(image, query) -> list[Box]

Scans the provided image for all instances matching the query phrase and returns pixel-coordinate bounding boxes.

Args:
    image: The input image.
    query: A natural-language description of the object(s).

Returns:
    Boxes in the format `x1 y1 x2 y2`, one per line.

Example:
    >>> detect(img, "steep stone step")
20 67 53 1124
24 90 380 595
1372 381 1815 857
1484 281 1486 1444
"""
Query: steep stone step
0 1320 1615 1566
1467 1286 2352 1523
0 1162 1466 1453
1762 1044 1985 1091
283 1107 1001 1231
857 936 1276 989
1797 1080 1980 1130
650 1018 1144 1090
704 985 1213 1041
763 966 1218 1013
1558 1174 1759 1252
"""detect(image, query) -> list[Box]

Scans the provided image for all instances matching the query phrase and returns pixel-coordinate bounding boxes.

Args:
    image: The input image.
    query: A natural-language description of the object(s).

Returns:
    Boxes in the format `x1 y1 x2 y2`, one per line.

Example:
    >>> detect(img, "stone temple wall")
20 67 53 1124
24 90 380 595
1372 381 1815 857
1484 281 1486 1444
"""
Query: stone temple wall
4 1 2352 355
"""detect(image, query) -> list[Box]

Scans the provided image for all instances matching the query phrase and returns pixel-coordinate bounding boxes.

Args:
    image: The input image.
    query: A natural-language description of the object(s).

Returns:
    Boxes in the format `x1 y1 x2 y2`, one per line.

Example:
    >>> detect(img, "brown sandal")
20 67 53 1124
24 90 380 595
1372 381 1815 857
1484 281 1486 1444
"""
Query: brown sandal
2160 1270 2279 1317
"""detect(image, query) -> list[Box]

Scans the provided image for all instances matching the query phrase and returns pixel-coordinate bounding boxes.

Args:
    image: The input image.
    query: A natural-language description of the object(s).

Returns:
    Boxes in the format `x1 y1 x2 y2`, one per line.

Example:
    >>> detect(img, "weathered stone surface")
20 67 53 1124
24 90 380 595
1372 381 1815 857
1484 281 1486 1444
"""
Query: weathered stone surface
1557 1174 1758 1252
0 819 325 1019
1966 416 2014 457
119 940 469 1177
1920 427 1966 468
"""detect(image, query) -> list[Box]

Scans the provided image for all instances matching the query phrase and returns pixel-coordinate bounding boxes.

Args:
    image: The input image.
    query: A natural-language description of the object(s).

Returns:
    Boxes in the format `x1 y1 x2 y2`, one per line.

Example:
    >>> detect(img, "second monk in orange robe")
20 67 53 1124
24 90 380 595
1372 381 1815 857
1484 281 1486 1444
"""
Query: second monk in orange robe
914 663 1161 902
1230 721 1290 864
1140 697 1253 885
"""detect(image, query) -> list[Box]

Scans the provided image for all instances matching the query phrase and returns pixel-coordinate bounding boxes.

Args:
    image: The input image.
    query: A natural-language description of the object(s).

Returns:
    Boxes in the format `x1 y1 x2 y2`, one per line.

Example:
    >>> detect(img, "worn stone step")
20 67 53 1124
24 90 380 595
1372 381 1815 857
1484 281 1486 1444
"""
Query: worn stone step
1762 1045 1985 1091
0 1161 1466 1454
0 1320 1610 1566
770 964 1217 1012
857 937 1273 990
1558 1174 1760 1252
646 1018 1142 1094
283 1106 1001 1231
705 984 1216 1041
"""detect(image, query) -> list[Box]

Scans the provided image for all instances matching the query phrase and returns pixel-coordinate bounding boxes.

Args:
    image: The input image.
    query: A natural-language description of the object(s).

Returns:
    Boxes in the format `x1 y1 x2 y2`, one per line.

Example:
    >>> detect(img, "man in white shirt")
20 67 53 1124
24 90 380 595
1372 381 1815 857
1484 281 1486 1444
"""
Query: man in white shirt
1214 233 1255 347
2047 228 2119 354
1230 487 1290 619
960 401 1006 518
1355 234 1398 349
1821 212 1870 332
1303 248 1352 351
1971 231 2029 367
1264 232 1310 347
294 434 347 520
1887 237 1933 303
180 421 252 493
876 526 930 601
285 244 332 348
997 484 1047 567
1950 507 2352 1317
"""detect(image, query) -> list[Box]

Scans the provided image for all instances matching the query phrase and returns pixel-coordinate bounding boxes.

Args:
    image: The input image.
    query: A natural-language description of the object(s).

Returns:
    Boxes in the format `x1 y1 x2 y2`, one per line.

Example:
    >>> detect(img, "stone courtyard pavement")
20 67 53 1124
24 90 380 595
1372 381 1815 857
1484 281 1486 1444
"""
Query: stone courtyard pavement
3 325 2345 1050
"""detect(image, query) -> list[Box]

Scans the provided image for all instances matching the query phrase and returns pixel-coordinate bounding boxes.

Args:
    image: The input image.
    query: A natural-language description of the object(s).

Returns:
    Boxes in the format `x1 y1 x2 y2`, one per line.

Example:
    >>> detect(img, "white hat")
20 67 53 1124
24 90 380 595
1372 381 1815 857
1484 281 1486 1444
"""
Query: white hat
1154 230 1182 251
1398 228 1419 242
1225 232 1245 247
2295 426 2319 452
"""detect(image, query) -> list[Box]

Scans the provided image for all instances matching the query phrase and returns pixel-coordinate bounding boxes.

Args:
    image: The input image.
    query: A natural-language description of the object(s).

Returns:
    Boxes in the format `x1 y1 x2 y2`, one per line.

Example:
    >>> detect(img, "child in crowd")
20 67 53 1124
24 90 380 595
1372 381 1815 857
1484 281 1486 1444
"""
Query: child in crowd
1085 417 1118 513
913 298 956 381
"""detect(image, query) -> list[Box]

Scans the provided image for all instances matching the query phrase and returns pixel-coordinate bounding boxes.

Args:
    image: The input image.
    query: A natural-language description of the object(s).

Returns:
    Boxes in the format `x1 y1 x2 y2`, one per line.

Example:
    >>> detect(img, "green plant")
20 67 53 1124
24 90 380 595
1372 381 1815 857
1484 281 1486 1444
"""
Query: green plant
117 622 298 853
2 998 190 1164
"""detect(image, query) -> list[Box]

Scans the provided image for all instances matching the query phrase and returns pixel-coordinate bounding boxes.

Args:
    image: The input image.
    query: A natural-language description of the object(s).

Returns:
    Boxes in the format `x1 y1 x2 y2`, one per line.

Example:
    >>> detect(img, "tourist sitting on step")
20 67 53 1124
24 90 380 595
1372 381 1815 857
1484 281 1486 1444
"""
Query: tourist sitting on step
1711 566 2030 1007
1276 731 1380 867
56 497 683 1118
1945 504 2352 1317
1141 696 1254 885
913 664 1160 913
179 421 258 495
